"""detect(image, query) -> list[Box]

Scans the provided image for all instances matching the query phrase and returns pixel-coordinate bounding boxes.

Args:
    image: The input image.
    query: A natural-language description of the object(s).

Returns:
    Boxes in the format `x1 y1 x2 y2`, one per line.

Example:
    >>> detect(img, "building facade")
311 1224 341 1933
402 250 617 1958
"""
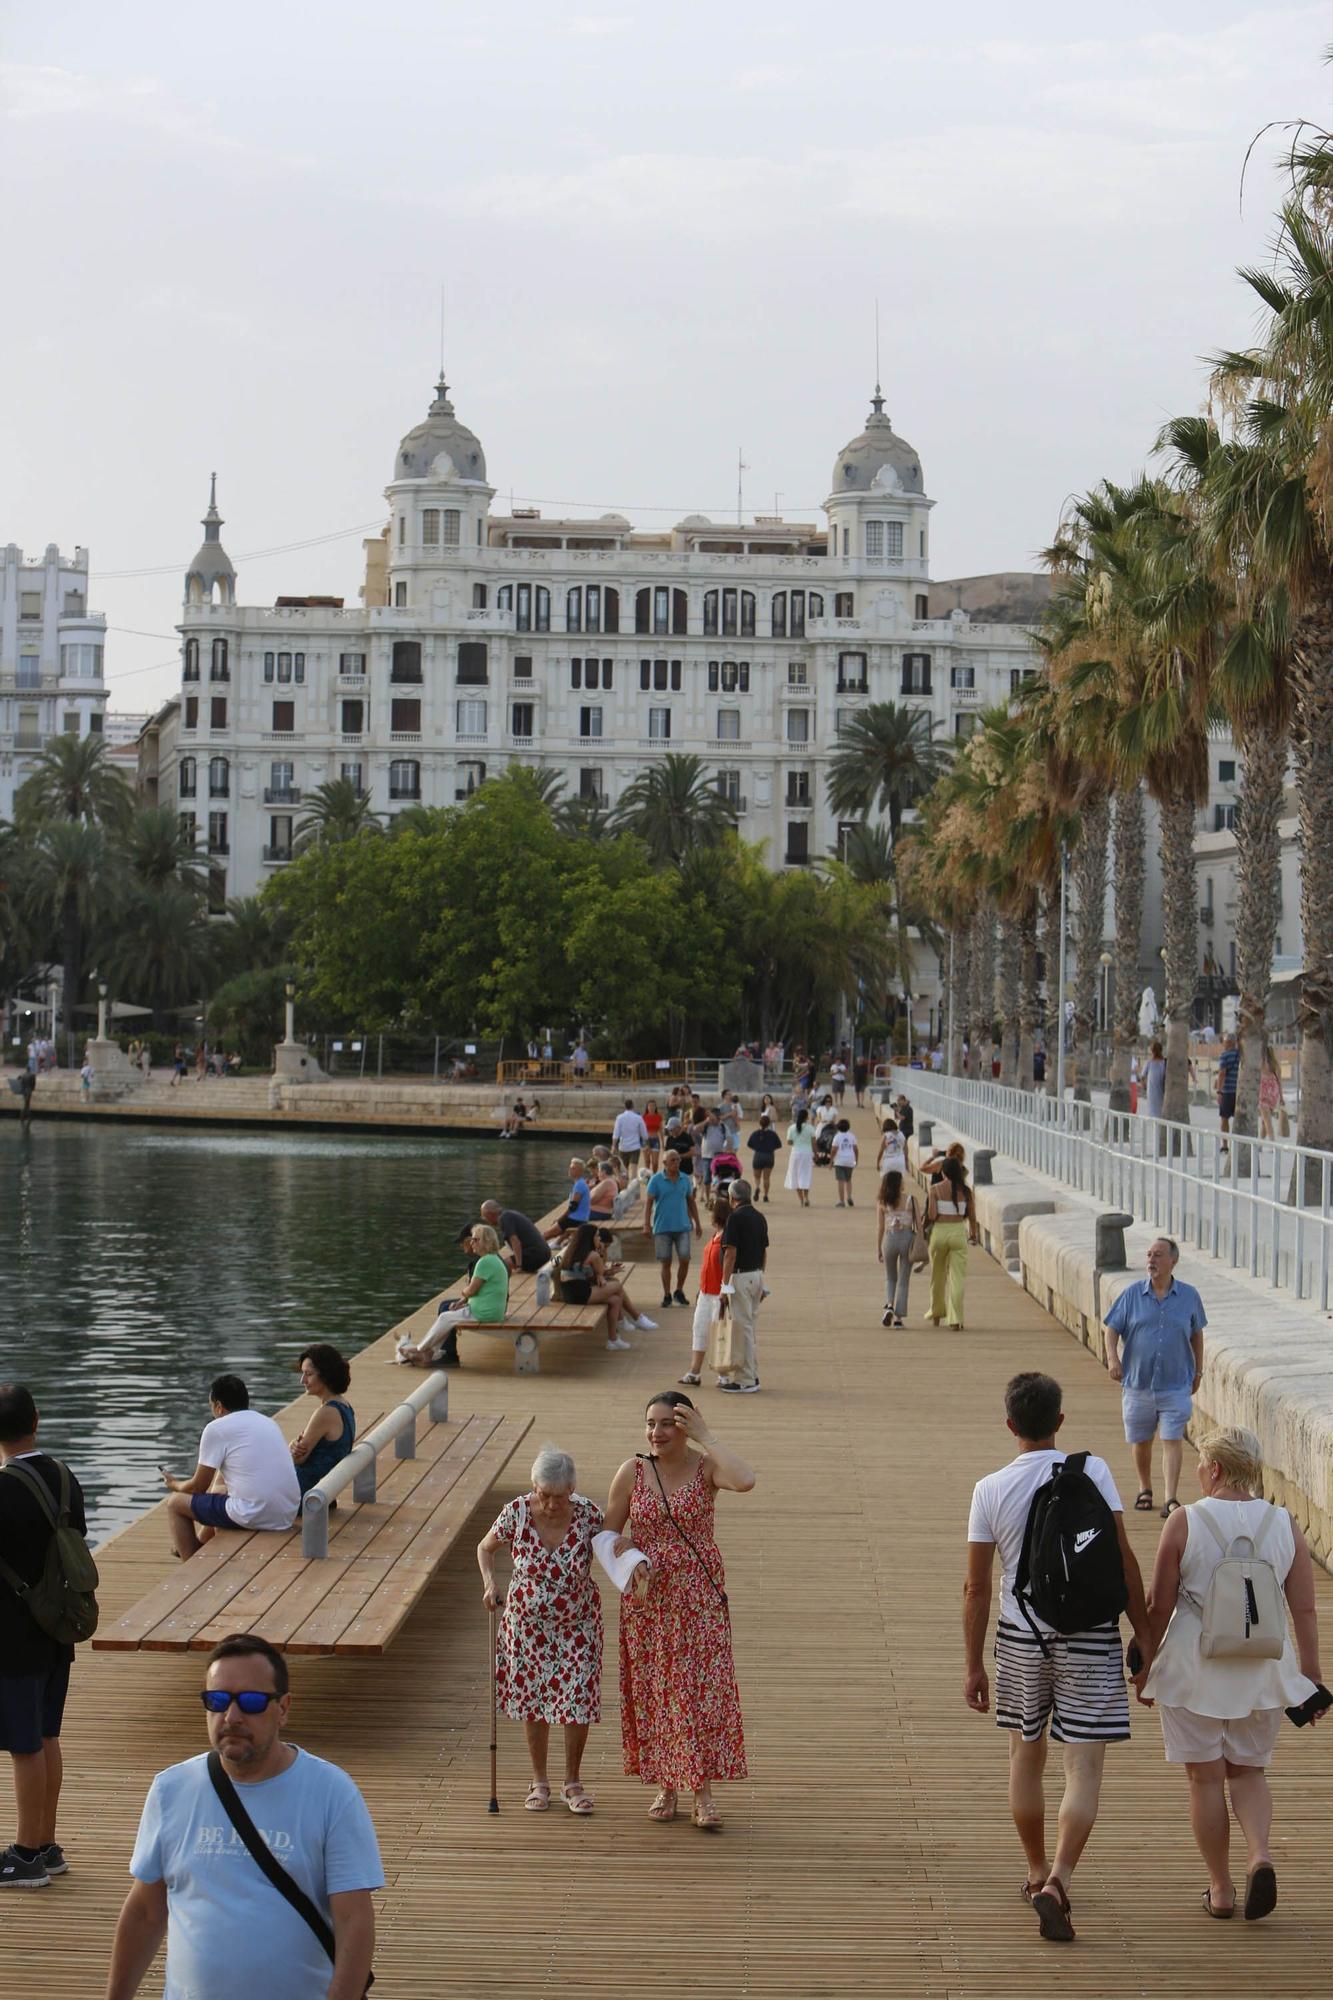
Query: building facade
166 383 1043 913
0 543 108 819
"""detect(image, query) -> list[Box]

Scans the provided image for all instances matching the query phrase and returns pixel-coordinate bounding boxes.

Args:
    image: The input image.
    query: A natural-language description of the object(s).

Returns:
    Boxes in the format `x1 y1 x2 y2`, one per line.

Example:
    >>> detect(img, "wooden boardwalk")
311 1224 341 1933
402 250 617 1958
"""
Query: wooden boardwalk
17 1106 1333 1995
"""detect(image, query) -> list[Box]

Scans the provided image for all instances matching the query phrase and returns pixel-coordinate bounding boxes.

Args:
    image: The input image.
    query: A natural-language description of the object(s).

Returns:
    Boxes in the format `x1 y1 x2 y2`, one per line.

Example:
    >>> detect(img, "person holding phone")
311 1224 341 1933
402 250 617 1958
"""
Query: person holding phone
1140 1426 1325 1921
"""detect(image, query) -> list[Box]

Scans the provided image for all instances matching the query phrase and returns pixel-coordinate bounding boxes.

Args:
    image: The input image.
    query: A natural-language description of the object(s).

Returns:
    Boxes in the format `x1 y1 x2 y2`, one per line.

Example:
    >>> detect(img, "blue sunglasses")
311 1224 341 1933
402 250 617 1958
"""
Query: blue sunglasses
199 1690 280 1714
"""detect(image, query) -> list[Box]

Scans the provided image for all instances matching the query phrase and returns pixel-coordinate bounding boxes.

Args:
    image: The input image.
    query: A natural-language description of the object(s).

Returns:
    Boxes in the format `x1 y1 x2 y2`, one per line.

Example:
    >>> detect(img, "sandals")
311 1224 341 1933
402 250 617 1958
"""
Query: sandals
1160 1498 1181 1519
1020 1879 1046 1906
693 1798 722 1830
678 1372 702 1386
647 1790 677 1822
560 1783 594 1815
1243 1863 1277 1921
1202 1888 1234 1919
1030 1878 1075 1942
524 1782 550 1812
1134 1490 1154 1511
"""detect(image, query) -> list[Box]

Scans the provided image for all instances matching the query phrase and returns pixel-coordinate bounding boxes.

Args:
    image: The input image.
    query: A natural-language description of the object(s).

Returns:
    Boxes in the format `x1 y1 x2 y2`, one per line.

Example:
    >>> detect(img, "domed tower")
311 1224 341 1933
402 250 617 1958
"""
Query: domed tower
824 387 933 585
385 375 495 605
184 474 236 606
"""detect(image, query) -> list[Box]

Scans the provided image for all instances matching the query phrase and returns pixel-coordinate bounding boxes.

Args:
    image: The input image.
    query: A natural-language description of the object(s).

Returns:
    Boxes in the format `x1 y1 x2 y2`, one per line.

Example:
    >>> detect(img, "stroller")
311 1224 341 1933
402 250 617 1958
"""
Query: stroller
812 1120 836 1168
710 1149 743 1192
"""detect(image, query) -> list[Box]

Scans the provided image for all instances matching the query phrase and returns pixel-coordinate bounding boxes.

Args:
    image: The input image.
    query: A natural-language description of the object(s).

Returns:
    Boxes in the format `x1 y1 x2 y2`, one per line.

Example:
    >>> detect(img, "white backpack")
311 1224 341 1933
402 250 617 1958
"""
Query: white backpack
1196 1505 1287 1660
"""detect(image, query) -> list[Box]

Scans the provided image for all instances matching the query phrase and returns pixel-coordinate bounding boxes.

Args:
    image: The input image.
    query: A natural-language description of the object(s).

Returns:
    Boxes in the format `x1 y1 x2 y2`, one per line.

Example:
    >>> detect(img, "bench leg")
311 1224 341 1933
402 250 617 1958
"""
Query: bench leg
514 1332 540 1375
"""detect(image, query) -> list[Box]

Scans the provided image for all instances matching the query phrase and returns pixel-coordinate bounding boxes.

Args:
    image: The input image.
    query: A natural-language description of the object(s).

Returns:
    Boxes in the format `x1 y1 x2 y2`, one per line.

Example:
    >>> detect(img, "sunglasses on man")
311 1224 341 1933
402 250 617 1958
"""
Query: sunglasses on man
199 1689 281 1714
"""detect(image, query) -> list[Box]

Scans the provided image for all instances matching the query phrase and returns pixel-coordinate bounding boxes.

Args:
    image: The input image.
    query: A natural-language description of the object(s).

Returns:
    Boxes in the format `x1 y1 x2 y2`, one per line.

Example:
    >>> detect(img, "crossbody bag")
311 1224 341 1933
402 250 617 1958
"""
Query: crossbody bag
206 1751 374 1994
636 1455 729 1611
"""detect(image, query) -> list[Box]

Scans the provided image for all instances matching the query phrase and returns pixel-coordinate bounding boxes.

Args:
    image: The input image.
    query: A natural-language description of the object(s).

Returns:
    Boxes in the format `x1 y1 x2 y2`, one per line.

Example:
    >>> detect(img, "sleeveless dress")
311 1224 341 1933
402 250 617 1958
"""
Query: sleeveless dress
295 1399 356 1496
619 1458 747 1789
491 1494 604 1725
1143 1497 1315 1717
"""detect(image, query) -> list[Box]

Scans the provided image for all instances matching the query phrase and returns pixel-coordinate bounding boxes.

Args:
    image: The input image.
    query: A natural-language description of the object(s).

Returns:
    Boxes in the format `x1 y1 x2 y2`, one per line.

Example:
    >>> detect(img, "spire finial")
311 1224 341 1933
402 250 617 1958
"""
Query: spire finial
202 473 223 540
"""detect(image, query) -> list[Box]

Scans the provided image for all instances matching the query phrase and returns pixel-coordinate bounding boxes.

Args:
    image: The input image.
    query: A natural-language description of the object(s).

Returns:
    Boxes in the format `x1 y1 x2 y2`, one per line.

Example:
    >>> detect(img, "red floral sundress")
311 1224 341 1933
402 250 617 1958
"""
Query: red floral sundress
619 1457 747 1789
491 1494 604 1725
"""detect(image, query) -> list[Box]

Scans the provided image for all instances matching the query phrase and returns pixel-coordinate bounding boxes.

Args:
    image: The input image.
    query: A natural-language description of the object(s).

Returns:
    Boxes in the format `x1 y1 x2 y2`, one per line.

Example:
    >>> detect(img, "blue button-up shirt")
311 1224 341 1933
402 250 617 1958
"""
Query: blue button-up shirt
1105 1277 1207 1390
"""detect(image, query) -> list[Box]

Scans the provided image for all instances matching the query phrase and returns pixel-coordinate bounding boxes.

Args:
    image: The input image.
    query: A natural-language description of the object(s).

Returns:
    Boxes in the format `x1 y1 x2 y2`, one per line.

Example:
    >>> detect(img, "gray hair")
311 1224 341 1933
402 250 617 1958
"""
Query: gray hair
530 1444 576 1491
729 1179 753 1204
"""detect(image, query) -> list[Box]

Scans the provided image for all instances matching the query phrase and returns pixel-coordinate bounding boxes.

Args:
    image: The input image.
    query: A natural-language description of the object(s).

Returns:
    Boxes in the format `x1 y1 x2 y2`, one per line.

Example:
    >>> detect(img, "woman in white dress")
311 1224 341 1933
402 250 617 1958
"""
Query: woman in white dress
784 1107 814 1206
1143 1426 1324 1921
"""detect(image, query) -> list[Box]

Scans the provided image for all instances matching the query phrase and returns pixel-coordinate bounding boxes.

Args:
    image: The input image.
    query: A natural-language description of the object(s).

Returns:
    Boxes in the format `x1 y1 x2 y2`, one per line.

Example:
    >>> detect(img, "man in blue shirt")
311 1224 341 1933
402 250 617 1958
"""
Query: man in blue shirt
1102 1238 1207 1521
645 1149 702 1309
106 1632 382 2000
1216 1033 1240 1151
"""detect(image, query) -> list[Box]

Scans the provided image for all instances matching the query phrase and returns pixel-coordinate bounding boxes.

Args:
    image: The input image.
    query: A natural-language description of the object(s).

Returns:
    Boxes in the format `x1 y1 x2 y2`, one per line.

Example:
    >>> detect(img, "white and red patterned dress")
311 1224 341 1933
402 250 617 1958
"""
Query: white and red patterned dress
620 1457 747 1788
491 1494 604 1726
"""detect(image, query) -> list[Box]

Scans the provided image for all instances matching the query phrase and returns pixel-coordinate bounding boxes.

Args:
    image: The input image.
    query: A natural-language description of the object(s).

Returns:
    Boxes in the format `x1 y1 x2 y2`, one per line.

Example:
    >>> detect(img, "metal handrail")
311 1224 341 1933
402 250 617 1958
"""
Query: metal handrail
300 1369 449 1559
891 1065 1333 1313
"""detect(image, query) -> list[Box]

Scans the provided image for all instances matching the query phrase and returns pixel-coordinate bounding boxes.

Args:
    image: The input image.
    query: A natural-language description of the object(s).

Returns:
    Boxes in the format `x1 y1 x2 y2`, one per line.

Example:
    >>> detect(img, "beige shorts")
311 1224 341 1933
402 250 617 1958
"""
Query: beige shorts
1158 1704 1284 1767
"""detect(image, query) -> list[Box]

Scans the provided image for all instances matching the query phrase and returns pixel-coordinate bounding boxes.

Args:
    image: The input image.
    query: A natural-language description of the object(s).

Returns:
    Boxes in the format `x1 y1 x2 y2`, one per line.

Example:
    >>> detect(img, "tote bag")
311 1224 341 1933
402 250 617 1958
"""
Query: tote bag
708 1297 741 1374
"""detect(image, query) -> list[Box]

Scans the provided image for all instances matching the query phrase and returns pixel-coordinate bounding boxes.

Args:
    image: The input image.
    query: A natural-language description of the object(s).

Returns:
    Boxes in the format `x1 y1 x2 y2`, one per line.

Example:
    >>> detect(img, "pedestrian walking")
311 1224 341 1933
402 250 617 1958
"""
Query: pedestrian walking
924 1157 978 1329
606 1393 754 1828
611 1099 649 1169
105 1633 382 1998
963 1372 1153 1944
830 1119 859 1207
642 1097 663 1169
1144 1039 1167 1121
0 1384 91 1890
717 1179 767 1394
1141 1426 1327 1921
477 1446 605 1814
1102 1237 1206 1519
680 1196 730 1387
784 1108 814 1206
745 1113 781 1202
876 1170 921 1328
1216 1032 1240 1151
830 1058 847 1103
853 1057 868 1107
645 1148 703 1310
876 1118 906 1177
1257 1044 1286 1141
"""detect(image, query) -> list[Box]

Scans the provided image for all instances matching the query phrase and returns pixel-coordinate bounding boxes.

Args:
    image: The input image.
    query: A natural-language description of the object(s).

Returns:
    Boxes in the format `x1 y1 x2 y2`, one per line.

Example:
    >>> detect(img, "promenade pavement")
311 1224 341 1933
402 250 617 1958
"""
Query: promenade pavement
18 1105 1333 1996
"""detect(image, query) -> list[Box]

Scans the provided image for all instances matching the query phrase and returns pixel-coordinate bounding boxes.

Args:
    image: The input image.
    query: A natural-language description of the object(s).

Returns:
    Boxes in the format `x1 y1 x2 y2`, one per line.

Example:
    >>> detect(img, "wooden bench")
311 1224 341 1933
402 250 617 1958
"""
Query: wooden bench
467 1269 610 1374
93 1374 532 1656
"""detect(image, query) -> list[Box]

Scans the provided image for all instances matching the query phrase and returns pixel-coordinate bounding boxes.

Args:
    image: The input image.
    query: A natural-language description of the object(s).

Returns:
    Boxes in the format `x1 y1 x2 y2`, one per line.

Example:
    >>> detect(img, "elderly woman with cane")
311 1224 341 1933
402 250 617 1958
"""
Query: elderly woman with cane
605 1391 755 1828
477 1445 605 1813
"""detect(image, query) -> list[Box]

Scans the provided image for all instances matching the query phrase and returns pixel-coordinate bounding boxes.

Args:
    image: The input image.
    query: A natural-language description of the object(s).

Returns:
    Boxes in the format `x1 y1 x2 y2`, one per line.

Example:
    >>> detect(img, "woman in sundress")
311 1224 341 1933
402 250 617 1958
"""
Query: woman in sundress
477 1444 604 1814
605 1391 755 1828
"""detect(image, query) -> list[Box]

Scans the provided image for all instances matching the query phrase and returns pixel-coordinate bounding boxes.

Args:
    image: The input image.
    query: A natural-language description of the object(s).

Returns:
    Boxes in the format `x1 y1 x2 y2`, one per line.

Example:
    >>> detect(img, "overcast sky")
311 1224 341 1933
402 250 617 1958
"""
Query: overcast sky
2 3 1329 714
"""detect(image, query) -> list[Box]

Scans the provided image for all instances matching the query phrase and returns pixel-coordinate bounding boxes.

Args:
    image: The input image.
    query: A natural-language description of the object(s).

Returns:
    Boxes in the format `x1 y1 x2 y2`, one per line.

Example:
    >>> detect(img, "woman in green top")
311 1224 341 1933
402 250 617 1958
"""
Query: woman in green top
399 1223 510 1366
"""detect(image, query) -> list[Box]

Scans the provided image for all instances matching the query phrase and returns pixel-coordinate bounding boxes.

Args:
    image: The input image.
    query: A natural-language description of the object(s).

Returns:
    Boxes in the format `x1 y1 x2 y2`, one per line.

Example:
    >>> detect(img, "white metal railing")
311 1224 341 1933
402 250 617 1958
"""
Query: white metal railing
890 1066 1333 1312
300 1369 449 1559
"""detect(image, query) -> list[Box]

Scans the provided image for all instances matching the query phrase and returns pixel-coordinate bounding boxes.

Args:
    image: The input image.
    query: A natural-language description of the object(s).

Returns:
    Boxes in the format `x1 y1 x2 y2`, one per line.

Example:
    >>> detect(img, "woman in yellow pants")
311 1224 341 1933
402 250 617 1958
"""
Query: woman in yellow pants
925 1158 979 1328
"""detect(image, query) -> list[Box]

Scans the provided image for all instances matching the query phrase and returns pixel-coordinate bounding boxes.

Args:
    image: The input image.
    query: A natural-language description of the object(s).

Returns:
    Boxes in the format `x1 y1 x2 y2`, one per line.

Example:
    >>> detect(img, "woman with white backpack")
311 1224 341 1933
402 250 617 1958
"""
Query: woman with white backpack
1142 1426 1327 1922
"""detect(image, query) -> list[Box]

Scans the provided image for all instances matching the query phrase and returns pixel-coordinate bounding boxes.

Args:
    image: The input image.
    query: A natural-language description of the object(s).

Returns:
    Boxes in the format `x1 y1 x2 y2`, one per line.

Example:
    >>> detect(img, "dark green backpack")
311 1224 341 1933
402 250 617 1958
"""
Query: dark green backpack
0 1459 100 1645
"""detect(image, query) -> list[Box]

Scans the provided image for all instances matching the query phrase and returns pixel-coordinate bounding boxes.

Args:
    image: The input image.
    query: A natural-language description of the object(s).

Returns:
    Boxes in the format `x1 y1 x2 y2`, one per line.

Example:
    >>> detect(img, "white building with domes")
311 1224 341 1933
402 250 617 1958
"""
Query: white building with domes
166 379 1044 1016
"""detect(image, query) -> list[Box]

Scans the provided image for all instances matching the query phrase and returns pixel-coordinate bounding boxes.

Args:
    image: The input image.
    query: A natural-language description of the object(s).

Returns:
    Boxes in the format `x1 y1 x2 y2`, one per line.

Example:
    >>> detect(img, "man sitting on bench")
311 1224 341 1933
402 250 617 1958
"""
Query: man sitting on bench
162 1375 301 1561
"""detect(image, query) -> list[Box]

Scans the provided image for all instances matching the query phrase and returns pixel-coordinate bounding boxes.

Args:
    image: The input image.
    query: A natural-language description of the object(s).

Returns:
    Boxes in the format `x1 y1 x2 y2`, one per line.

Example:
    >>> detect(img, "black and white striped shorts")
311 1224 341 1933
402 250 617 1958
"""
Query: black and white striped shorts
993 1618 1129 1744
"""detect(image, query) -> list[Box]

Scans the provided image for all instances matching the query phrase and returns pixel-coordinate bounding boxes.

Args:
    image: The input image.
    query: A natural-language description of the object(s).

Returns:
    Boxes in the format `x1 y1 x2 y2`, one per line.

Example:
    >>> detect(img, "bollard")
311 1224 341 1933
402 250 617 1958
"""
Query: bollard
394 1412 417 1459
1095 1211 1134 1273
917 1119 934 1149
973 1148 995 1186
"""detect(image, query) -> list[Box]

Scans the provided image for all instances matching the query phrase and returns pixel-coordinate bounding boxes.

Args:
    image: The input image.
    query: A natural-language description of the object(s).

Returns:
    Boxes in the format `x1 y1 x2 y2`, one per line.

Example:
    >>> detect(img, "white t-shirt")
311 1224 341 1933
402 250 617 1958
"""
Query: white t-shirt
831 1130 858 1168
831 1062 847 1084
612 1110 648 1153
967 1449 1123 1628
198 1410 301 1530
879 1136 907 1173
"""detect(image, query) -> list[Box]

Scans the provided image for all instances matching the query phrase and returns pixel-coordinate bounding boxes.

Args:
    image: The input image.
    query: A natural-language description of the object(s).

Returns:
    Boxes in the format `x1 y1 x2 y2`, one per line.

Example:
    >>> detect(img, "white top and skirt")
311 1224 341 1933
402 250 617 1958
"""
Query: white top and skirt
784 1122 814 1190
1143 1496 1316 1765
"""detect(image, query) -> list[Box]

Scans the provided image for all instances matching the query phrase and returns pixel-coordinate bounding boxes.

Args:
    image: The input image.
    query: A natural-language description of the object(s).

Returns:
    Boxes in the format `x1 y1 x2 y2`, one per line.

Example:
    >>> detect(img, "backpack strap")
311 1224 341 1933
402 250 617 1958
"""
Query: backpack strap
1063 1451 1090 1478
1194 1503 1230 1555
0 1461 61 1605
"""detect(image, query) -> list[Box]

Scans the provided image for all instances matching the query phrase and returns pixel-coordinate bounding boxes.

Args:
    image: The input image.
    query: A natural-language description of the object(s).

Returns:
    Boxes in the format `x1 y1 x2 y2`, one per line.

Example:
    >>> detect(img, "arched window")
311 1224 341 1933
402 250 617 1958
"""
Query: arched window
790 590 806 639
721 588 738 637
809 592 824 620
567 587 582 633
210 637 229 681
740 591 755 637
209 755 230 798
673 588 687 635
183 638 199 681
391 640 422 682
584 584 601 633
178 756 196 798
703 589 718 637
605 586 620 634
422 509 440 545
772 592 786 638
497 585 512 612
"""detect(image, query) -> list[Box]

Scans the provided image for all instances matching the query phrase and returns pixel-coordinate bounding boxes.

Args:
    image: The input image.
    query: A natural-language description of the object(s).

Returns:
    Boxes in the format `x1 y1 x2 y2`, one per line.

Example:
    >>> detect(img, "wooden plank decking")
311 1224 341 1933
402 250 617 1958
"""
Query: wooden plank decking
14 1105 1333 1995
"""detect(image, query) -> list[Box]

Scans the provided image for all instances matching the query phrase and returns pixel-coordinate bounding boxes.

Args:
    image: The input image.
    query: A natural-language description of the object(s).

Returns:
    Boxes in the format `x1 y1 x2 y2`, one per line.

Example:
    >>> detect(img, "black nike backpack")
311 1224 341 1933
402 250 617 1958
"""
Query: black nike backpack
1014 1451 1126 1652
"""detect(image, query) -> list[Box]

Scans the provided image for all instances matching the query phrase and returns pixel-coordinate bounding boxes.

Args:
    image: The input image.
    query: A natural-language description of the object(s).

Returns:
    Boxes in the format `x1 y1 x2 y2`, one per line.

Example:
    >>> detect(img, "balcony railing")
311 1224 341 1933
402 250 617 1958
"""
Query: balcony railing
836 680 868 695
509 734 534 748
785 795 813 811
340 733 365 745
455 731 489 745
389 788 421 802
207 841 230 856
262 731 303 742
389 730 422 743
264 786 302 804
708 736 746 751
337 673 368 688
950 683 981 703
779 682 810 698
718 794 748 814
262 845 293 863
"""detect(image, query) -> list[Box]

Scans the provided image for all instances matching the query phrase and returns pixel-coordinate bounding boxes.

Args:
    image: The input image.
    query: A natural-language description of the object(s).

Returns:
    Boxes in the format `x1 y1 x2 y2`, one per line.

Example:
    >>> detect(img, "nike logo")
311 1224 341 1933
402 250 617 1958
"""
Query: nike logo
1074 1529 1100 1553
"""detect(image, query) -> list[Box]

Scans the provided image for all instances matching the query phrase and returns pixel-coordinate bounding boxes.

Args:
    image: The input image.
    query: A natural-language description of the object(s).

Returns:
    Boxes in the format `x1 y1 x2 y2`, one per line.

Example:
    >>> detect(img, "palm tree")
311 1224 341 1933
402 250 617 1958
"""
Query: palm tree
122 805 209 893
295 778 383 850
212 896 294 984
613 754 737 867
104 881 215 1028
22 820 112 1038
554 794 616 841
14 734 132 834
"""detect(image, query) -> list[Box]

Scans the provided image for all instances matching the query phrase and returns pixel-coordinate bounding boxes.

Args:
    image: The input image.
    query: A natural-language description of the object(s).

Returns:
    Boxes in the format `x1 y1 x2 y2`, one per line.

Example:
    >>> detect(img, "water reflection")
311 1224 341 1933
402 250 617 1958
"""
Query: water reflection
0 1123 563 1541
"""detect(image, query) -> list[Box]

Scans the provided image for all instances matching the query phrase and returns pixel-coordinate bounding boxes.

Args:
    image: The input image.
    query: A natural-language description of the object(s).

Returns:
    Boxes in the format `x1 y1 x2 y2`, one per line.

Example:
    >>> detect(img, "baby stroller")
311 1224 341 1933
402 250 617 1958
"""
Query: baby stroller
812 1121 835 1168
710 1149 743 1191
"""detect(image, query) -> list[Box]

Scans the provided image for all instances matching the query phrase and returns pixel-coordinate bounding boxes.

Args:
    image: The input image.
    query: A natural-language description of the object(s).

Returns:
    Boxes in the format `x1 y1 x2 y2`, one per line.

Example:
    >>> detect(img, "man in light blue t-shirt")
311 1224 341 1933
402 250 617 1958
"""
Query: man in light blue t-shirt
105 1634 382 2000
646 1149 702 1310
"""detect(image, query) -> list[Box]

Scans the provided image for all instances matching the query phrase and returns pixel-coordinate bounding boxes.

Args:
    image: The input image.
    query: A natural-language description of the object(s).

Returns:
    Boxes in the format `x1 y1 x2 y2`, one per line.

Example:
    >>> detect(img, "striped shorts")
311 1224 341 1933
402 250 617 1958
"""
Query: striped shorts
994 1618 1130 1744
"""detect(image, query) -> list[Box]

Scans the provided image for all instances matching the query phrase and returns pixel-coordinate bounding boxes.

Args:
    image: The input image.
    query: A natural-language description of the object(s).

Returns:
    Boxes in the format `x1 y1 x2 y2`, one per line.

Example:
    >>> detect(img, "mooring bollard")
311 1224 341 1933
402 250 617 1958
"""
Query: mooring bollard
973 1148 995 1185
1095 1210 1134 1273
917 1119 934 1150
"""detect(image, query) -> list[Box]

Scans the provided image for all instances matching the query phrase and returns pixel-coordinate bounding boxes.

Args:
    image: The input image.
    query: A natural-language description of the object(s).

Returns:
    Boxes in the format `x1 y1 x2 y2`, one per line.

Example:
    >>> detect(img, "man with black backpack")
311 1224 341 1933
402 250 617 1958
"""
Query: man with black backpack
963 1372 1154 1944
0 1381 95 1890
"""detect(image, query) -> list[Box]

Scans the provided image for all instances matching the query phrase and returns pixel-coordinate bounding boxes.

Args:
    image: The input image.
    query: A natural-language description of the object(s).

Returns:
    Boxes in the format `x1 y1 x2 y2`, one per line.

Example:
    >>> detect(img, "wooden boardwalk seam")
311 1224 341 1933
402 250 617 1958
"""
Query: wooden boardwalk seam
13 1106 1333 1995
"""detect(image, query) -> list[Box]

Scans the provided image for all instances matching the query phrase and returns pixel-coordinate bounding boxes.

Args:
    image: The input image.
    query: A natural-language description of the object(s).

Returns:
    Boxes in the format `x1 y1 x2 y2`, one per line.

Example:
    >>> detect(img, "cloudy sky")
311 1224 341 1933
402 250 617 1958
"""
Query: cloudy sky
2 3 1328 713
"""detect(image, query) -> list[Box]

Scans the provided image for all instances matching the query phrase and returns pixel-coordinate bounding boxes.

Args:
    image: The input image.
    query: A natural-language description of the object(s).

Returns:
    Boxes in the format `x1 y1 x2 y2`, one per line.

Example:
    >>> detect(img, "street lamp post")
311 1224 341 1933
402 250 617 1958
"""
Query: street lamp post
96 977 108 1046
283 980 296 1047
1054 843 1069 1104
946 928 956 1077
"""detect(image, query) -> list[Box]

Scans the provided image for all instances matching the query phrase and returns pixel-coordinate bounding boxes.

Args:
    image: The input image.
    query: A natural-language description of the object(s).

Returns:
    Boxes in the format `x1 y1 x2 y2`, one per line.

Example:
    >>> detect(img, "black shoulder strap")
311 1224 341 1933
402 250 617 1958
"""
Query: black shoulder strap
207 1751 372 1987
1063 1451 1090 1478
0 1458 61 1526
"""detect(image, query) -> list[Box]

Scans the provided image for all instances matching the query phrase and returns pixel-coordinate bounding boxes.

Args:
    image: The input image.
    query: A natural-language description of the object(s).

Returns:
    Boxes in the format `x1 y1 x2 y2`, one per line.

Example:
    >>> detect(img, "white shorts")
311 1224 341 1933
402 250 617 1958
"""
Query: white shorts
692 1293 721 1349
1157 1704 1284 1767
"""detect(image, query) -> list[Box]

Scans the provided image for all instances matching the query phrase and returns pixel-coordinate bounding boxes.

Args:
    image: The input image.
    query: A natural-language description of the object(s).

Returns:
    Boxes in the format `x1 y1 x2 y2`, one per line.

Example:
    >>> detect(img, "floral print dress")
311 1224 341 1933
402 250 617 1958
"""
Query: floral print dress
491 1494 604 1726
620 1457 747 1789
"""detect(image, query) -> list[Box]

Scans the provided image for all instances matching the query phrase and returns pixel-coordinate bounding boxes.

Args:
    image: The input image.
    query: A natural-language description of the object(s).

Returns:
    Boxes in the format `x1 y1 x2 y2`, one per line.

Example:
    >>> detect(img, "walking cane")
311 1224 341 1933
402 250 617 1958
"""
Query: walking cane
487 1599 500 1813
